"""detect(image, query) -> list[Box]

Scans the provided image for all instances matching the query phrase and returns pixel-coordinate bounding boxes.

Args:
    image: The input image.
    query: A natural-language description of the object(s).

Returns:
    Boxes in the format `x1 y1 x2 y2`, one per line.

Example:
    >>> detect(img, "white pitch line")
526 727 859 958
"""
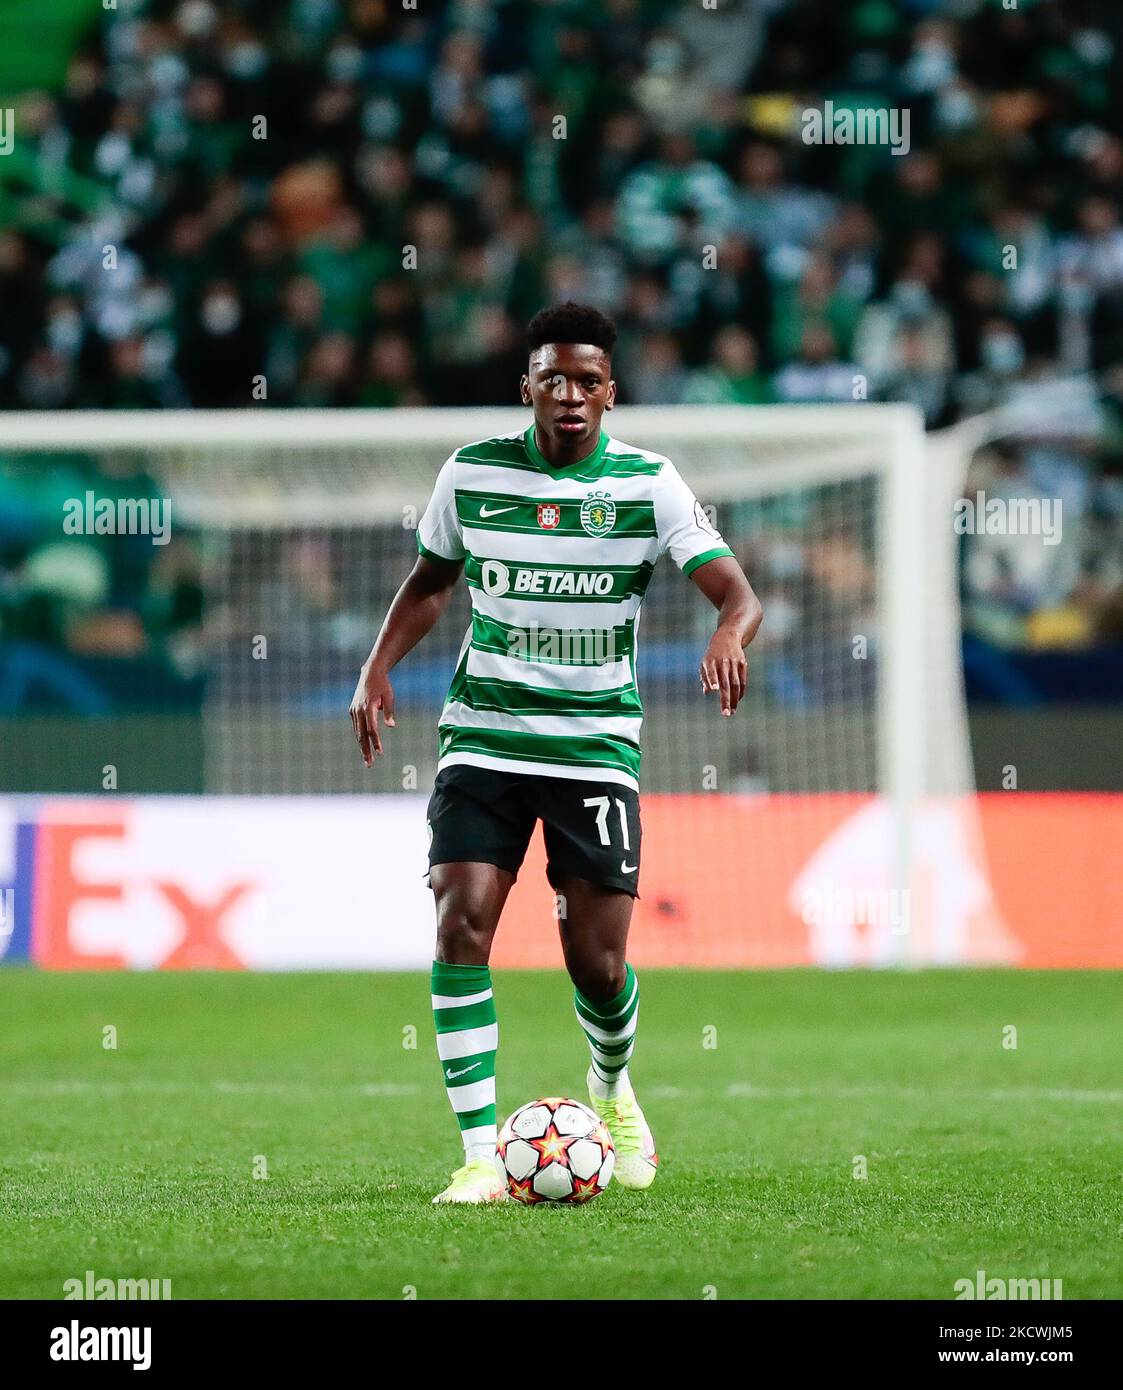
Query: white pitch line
1 1081 1118 1103
0 1080 422 1097
724 1083 1123 1103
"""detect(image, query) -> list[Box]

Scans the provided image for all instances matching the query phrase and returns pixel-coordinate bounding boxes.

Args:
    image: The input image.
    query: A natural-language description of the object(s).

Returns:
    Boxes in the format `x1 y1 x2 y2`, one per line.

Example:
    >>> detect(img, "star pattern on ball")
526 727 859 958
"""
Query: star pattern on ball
570 1175 602 1203
530 1126 574 1166
508 1175 538 1204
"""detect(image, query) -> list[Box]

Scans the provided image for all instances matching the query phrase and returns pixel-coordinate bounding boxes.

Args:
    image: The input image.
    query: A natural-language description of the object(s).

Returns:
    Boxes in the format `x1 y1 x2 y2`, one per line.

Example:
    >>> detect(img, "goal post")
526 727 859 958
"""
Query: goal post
0 401 940 786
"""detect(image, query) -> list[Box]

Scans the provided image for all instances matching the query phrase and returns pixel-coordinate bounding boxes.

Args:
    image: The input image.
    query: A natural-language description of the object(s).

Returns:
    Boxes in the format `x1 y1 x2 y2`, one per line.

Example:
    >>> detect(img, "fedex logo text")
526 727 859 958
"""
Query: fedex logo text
33 812 251 970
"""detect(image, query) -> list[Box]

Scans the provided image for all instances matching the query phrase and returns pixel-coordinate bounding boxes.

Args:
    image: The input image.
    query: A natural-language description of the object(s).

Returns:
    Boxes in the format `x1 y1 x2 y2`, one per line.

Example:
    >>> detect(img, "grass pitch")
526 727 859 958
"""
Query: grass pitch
0 968 1119 1300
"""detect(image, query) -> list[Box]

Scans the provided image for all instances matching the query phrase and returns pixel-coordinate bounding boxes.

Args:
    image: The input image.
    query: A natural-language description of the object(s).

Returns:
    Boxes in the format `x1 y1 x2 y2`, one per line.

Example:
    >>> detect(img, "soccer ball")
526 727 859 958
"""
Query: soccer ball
496 1098 614 1204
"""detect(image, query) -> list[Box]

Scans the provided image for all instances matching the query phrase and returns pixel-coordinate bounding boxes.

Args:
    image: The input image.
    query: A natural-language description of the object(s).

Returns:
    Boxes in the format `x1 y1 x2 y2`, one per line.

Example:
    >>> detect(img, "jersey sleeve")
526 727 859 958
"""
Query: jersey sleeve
416 453 465 563
653 461 735 577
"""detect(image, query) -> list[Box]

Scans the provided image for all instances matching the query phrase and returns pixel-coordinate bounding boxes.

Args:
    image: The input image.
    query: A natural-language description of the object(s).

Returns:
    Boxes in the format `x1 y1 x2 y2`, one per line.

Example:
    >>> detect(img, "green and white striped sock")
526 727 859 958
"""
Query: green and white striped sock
431 960 498 1163
575 964 639 1101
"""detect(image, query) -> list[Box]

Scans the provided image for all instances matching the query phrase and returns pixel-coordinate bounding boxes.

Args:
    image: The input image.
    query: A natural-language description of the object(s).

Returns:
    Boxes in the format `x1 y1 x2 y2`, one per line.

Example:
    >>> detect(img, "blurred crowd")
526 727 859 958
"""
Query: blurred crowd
960 428 1123 666
0 458 204 711
1 0 1122 418
1 0 1121 707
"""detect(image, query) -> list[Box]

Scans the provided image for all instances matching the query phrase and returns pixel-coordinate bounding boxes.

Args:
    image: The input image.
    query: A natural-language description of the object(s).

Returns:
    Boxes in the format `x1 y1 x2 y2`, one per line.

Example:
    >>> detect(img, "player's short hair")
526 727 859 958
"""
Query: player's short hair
526 302 617 357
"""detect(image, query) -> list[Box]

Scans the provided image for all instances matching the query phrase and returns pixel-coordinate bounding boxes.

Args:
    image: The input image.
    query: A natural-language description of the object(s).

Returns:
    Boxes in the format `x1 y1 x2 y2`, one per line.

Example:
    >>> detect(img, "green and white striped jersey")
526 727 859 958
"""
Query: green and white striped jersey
417 425 734 790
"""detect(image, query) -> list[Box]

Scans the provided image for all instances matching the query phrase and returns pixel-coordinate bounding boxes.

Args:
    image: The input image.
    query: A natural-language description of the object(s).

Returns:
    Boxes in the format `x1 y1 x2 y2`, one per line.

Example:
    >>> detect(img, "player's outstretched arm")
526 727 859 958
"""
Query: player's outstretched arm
689 555 763 718
349 554 463 766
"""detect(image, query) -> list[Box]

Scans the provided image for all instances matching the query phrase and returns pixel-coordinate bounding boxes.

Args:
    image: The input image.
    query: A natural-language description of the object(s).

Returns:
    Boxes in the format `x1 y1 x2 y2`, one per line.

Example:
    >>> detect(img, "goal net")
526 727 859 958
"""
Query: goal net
2 404 1016 967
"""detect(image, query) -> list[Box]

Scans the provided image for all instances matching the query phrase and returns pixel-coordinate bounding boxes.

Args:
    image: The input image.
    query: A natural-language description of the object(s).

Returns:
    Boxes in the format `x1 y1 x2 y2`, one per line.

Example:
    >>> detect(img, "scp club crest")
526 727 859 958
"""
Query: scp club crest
537 503 561 529
580 491 616 537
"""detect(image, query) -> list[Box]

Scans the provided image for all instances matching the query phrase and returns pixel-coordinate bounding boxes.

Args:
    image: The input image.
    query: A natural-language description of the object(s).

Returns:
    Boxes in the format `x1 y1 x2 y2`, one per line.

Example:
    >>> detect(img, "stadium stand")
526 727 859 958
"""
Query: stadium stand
0 0 1120 715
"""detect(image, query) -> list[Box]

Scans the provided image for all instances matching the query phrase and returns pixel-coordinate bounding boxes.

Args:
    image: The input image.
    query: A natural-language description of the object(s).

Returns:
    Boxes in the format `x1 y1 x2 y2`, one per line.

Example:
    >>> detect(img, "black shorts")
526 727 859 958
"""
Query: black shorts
426 765 642 897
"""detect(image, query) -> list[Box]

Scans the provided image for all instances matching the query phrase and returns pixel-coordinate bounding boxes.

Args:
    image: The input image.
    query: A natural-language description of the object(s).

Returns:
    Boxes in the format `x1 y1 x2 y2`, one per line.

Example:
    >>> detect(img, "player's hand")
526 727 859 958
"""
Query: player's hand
349 664 395 766
699 626 748 717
